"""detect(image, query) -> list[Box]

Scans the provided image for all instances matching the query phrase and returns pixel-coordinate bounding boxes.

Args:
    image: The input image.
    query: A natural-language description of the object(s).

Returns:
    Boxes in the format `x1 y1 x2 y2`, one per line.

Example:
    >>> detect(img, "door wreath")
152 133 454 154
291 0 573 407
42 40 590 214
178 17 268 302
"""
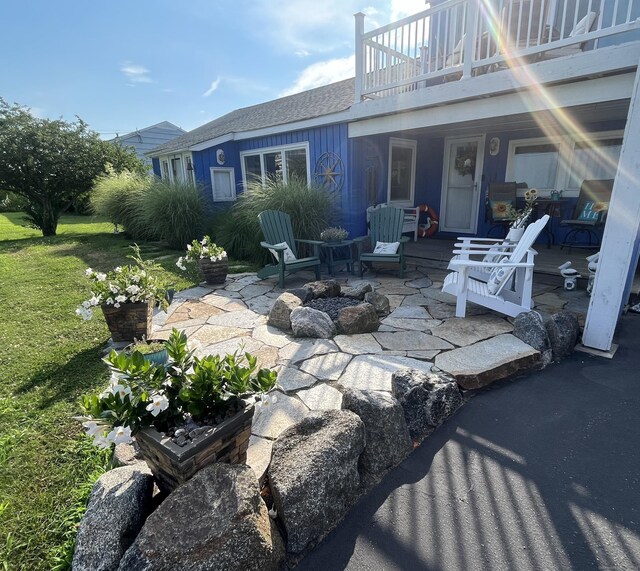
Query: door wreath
455 144 476 177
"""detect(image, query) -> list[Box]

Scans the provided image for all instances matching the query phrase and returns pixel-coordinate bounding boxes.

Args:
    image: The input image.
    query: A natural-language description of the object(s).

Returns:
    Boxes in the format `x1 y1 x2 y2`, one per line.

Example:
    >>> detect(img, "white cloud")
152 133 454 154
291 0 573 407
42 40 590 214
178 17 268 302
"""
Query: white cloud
202 77 221 97
120 62 152 84
280 55 355 96
390 0 428 21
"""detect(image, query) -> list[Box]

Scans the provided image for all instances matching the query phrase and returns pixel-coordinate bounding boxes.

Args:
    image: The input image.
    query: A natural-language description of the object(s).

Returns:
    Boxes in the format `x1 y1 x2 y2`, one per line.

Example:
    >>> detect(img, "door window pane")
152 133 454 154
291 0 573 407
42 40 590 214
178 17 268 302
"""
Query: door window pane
285 148 308 182
264 152 283 180
244 154 262 183
389 145 414 202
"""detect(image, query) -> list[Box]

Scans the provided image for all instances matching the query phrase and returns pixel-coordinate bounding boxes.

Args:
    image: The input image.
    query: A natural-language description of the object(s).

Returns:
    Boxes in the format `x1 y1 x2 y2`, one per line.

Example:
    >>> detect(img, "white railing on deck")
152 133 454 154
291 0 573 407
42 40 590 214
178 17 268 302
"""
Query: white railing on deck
355 0 640 100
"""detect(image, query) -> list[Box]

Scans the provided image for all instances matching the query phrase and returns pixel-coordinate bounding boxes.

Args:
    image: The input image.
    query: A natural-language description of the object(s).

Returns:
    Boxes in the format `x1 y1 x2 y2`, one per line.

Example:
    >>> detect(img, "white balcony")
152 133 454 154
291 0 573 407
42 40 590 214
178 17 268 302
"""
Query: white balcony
354 0 640 101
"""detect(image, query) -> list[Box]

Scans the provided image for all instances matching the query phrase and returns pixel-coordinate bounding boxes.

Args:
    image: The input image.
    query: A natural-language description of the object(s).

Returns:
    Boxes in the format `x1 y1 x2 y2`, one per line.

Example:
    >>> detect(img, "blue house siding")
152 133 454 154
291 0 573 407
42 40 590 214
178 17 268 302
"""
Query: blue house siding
193 141 240 211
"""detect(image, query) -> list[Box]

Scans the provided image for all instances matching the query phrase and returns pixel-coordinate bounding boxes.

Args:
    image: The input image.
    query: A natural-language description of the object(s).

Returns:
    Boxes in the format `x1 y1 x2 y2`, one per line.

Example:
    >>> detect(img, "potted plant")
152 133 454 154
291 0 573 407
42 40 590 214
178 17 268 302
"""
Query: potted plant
506 188 538 241
125 338 168 365
76 245 168 342
176 236 228 284
320 226 349 243
77 329 277 491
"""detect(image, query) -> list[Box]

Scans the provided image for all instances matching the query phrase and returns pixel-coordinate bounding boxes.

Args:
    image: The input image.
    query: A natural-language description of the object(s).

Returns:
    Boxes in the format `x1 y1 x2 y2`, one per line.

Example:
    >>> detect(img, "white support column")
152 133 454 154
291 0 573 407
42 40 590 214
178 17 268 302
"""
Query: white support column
462 0 479 79
354 12 365 103
581 58 640 352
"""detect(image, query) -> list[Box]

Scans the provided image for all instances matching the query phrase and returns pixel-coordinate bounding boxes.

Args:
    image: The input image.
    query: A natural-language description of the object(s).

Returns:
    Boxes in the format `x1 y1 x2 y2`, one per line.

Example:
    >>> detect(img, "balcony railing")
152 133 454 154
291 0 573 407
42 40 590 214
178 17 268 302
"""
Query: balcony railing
354 0 640 100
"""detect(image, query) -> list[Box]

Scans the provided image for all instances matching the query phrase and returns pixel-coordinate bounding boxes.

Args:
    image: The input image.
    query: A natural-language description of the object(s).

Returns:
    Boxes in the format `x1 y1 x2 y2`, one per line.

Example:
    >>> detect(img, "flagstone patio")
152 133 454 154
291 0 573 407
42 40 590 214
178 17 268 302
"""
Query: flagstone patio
150 262 591 480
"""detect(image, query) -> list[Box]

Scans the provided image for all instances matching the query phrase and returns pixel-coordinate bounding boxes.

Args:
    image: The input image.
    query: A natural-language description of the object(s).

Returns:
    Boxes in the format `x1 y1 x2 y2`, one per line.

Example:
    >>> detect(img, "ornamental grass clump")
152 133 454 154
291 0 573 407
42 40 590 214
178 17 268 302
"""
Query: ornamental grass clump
176 235 227 271
77 329 277 448
75 245 168 320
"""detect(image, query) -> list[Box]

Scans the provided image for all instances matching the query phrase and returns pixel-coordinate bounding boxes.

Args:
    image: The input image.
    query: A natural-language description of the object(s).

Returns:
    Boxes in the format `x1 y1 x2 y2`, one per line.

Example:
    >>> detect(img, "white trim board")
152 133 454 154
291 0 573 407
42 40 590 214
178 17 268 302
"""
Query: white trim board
348 74 634 139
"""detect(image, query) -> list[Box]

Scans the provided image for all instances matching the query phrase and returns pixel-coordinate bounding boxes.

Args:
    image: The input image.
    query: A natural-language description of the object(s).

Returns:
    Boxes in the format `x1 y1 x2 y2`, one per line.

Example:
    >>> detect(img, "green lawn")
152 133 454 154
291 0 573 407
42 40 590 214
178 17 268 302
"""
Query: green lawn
0 213 249 570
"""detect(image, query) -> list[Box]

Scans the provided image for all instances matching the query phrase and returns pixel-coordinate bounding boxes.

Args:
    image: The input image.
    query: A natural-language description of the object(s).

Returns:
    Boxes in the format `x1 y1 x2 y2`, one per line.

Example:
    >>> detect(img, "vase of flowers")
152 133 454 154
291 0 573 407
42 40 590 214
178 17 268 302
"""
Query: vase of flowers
506 188 538 241
76 245 168 342
77 329 278 491
177 236 228 285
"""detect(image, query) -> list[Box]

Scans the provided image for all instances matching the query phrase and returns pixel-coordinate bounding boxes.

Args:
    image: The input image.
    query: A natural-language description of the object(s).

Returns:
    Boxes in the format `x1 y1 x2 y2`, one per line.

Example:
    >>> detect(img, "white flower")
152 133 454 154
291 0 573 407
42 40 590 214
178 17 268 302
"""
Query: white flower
75 306 93 320
110 383 132 400
115 295 127 304
105 297 114 305
85 268 93 276
96 273 107 282
82 300 92 309
126 285 141 295
146 393 169 417
176 257 186 271
109 283 119 294
108 425 133 445
89 295 102 306
109 372 126 385
131 274 141 283
82 421 103 437
114 266 122 273
186 244 192 251
93 433 111 449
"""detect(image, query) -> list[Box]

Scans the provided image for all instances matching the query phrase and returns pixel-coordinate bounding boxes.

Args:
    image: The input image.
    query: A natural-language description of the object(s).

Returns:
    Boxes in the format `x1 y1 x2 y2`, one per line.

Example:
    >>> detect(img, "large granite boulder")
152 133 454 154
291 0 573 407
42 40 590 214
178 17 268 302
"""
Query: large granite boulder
268 292 303 331
118 463 284 571
287 287 314 303
513 311 553 368
342 283 373 300
342 389 412 480
364 291 391 316
336 303 380 334
290 306 337 338
304 280 341 299
73 466 154 571
392 369 463 442
268 410 365 554
546 310 580 361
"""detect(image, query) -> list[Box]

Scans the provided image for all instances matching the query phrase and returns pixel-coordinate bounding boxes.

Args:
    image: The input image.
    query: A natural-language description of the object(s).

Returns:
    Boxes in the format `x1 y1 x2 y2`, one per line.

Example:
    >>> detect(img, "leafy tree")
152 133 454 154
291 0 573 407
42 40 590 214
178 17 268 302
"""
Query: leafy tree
0 99 145 236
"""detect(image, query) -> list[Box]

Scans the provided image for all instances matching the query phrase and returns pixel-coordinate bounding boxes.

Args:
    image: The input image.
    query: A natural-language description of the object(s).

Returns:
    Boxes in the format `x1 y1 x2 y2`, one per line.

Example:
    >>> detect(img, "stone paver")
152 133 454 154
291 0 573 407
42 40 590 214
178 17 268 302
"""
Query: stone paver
380 317 442 331
251 392 309 439
430 315 514 347
278 338 338 364
338 354 433 392
277 367 318 392
246 435 273 482
333 334 381 355
191 325 250 345
386 306 431 319
373 331 454 352
252 324 291 348
299 353 353 381
207 309 267 329
297 384 343 410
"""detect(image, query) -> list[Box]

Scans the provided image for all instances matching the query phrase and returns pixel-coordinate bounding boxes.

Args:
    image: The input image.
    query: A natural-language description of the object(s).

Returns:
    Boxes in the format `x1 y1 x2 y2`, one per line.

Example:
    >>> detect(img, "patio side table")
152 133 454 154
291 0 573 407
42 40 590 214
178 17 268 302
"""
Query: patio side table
320 240 355 276
535 198 565 248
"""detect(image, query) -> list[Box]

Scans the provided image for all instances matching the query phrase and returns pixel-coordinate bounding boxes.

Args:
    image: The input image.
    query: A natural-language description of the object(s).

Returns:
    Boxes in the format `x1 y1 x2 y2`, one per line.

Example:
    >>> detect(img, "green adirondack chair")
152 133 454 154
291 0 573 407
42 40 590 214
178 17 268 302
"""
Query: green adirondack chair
358 206 408 277
257 210 322 288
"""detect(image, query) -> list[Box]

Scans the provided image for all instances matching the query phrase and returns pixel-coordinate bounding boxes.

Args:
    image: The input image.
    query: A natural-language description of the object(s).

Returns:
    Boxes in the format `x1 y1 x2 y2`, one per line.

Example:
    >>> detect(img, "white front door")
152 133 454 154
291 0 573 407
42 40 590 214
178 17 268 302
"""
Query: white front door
440 135 485 234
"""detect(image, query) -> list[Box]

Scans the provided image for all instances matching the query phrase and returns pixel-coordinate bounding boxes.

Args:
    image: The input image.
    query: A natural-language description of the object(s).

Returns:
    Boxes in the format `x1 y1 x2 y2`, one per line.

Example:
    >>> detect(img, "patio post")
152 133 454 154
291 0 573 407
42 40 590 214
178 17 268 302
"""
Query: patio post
462 0 479 79
581 56 640 352
354 12 365 103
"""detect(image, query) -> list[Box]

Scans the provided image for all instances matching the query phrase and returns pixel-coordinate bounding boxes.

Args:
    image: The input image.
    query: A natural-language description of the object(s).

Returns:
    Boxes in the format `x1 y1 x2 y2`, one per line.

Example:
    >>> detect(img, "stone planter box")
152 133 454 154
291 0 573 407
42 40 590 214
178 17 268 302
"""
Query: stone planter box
101 302 153 342
198 257 228 285
135 401 254 492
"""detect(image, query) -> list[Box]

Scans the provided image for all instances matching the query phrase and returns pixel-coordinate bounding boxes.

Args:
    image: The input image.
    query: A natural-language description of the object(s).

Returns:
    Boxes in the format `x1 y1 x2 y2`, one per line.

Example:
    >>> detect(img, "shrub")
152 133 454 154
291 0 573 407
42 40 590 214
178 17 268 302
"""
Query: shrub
146 179 206 249
216 175 337 263
91 171 158 241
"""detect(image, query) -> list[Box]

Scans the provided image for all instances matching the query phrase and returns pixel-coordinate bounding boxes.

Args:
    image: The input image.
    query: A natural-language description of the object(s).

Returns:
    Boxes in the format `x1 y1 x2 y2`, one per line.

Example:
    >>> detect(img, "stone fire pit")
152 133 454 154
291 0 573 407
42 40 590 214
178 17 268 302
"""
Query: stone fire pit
267 280 390 338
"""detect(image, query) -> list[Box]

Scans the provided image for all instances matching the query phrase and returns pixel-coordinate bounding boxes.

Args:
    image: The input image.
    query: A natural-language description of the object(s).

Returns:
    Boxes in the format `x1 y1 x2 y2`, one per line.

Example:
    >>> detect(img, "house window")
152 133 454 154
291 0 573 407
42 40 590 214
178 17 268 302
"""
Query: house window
240 143 310 186
161 160 170 179
508 141 560 191
171 157 183 182
210 168 236 202
568 135 622 190
387 138 417 205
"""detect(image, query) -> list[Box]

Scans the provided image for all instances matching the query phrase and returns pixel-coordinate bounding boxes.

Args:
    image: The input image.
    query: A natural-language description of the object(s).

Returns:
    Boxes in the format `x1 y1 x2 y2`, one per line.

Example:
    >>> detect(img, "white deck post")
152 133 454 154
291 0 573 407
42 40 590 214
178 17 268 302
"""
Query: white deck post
462 0 478 79
581 57 640 352
354 12 365 103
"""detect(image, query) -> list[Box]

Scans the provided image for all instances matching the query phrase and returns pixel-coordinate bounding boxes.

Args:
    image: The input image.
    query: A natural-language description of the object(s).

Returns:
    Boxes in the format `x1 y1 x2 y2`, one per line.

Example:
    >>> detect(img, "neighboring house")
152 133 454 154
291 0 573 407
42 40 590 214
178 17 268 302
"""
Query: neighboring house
109 121 185 171
148 0 640 353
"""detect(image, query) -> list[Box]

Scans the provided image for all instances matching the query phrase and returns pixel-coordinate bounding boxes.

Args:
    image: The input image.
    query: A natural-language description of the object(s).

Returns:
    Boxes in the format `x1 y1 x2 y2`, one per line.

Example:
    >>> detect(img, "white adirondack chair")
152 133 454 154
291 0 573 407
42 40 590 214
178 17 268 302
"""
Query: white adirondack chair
442 215 550 318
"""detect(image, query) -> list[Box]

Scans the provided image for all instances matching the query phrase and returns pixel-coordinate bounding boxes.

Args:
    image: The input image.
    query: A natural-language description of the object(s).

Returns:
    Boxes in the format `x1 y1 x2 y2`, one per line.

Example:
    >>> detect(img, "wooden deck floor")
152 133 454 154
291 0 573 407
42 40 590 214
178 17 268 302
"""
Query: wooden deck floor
405 236 640 291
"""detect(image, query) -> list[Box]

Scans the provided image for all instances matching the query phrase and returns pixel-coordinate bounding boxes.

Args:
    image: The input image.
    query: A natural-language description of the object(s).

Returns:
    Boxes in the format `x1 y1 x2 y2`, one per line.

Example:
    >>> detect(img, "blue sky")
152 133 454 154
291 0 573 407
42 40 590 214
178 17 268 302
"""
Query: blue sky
0 0 425 138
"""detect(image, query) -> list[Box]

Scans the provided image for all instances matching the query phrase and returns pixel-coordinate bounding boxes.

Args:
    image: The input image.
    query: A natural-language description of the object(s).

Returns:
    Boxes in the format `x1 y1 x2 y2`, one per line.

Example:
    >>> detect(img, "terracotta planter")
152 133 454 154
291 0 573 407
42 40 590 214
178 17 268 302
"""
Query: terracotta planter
198 257 228 284
101 302 153 342
135 401 254 492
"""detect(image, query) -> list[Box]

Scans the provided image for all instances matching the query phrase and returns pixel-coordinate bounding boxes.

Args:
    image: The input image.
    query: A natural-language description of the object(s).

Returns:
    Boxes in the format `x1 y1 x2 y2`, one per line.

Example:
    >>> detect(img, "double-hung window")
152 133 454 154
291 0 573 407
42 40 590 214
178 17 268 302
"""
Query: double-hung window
567 133 622 190
506 139 561 192
240 143 310 186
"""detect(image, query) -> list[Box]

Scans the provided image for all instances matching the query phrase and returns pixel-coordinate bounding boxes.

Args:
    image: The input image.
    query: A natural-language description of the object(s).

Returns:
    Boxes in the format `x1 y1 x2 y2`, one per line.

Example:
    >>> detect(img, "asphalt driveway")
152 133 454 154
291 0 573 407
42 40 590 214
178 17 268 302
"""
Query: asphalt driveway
299 314 640 571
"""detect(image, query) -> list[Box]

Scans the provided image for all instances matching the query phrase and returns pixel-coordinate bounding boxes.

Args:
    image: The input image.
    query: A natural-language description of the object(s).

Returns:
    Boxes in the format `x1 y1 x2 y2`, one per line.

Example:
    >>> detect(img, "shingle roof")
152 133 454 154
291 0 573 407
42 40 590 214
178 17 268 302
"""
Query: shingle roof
149 78 355 155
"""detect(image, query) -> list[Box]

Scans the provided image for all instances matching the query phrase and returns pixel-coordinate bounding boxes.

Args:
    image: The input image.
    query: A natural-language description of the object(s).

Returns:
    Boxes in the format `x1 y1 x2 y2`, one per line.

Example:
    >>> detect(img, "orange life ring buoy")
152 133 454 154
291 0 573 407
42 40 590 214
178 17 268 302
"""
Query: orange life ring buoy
417 204 439 238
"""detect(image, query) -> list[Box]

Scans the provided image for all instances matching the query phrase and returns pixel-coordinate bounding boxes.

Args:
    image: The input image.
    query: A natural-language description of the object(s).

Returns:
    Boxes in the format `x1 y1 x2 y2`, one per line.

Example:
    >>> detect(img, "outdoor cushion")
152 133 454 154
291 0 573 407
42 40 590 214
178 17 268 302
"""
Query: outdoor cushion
482 244 510 264
373 241 400 254
577 201 598 221
487 259 516 295
490 200 513 220
268 242 296 262
570 11 597 37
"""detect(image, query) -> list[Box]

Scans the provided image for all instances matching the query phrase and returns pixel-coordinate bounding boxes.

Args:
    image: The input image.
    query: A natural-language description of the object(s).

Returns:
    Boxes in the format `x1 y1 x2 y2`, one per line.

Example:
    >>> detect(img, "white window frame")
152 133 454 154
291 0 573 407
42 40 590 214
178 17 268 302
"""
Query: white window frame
159 153 195 184
506 132 623 198
239 142 310 187
210 167 237 202
387 137 417 207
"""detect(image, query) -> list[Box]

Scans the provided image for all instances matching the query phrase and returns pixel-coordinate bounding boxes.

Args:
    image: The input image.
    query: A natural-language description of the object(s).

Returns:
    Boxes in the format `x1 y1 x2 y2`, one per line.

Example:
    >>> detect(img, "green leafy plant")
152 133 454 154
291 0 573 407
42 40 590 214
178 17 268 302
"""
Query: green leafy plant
77 329 277 447
320 226 349 242
126 339 165 355
75 244 168 320
216 175 336 263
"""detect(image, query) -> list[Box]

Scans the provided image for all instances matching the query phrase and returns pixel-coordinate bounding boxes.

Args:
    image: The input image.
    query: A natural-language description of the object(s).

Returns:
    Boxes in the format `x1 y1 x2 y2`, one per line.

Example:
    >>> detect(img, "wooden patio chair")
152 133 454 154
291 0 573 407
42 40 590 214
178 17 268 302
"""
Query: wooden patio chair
560 179 613 249
257 210 322 288
442 214 550 317
358 206 408 278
